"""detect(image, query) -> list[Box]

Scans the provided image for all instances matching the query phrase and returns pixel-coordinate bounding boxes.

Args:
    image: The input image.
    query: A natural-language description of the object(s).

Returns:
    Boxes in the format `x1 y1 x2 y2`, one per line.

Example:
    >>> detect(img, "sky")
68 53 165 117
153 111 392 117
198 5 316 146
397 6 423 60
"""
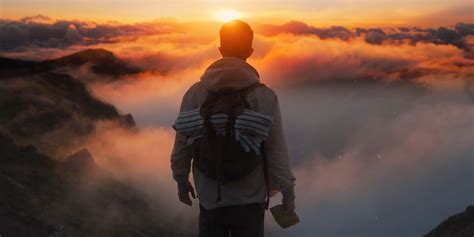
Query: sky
1 0 473 26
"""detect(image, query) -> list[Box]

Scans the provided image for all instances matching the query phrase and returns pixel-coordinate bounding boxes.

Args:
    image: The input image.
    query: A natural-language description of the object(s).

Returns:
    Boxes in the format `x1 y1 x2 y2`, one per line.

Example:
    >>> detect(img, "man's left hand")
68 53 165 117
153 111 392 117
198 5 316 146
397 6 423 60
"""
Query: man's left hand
178 180 196 206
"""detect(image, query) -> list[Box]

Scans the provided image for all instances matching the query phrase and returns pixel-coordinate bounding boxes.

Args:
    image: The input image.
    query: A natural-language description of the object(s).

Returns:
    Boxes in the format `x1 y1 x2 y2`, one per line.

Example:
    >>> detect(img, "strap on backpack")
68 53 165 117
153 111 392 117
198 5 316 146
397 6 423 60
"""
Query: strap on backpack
240 82 264 100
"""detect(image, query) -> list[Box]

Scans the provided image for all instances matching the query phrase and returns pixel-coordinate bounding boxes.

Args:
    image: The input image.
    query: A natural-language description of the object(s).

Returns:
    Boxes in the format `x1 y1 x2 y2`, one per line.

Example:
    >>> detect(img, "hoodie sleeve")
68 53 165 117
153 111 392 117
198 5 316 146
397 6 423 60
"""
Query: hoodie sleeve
171 89 194 184
265 95 296 201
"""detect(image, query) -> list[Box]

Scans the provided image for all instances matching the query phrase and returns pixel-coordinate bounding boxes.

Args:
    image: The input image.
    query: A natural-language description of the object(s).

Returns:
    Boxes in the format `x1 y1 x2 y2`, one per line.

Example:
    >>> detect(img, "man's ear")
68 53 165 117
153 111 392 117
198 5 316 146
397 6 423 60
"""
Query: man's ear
218 47 224 57
247 48 254 58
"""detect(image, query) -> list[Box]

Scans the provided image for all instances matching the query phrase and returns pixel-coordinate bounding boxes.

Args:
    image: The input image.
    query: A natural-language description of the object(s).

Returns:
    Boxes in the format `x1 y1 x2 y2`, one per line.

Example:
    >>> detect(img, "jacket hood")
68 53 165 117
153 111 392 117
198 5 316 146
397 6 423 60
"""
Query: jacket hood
200 57 260 92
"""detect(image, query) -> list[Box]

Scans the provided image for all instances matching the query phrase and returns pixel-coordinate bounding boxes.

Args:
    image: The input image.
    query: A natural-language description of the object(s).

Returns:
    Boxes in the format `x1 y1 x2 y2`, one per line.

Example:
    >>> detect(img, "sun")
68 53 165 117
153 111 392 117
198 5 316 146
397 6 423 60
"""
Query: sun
215 9 241 22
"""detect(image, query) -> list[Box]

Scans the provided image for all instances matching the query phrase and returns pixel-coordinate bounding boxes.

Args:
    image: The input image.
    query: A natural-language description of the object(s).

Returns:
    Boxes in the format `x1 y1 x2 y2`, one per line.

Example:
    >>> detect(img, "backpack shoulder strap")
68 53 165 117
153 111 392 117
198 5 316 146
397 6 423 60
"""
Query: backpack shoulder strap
238 82 265 110
240 82 265 98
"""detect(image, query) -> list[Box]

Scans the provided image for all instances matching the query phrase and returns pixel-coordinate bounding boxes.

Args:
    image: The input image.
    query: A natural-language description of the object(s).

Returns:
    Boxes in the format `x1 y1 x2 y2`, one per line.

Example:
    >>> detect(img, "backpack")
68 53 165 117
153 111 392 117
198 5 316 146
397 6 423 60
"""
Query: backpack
190 82 270 204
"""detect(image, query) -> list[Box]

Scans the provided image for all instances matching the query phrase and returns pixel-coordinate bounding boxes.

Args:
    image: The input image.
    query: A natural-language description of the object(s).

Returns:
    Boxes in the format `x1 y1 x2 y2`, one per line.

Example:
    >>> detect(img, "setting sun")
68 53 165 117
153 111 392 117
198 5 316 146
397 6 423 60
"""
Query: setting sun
215 9 241 22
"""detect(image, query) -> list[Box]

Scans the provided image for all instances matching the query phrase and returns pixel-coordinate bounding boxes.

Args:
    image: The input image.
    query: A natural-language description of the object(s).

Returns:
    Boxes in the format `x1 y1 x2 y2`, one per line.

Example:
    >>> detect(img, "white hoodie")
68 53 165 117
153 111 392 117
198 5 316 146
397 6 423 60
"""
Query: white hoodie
171 57 295 210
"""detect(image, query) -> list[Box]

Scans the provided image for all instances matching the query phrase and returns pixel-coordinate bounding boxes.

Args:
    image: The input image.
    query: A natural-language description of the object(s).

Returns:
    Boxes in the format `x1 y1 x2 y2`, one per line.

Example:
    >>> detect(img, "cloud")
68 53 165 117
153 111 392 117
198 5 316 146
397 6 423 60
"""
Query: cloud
84 121 199 232
358 24 473 53
1 16 472 93
2 15 473 63
88 67 203 127
268 85 474 237
256 21 474 52
83 73 474 237
251 34 473 89
0 15 182 52
70 23 473 132
256 21 354 40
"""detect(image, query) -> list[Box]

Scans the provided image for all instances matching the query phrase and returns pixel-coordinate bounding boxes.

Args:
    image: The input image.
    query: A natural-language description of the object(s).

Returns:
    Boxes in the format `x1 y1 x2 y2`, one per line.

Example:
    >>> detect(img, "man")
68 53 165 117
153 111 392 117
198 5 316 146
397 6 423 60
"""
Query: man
171 20 296 237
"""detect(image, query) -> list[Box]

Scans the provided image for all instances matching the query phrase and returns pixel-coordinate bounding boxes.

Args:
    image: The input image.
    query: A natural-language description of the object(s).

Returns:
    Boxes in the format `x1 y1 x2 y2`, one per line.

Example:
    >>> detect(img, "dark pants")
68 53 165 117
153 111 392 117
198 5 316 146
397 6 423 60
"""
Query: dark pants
199 203 265 237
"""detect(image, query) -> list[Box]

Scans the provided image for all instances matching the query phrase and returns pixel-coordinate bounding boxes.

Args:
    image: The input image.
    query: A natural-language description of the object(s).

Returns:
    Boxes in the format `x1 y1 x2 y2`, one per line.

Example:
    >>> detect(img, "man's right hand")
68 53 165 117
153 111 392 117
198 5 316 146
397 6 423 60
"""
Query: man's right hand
282 199 296 212
281 187 296 212
178 180 196 206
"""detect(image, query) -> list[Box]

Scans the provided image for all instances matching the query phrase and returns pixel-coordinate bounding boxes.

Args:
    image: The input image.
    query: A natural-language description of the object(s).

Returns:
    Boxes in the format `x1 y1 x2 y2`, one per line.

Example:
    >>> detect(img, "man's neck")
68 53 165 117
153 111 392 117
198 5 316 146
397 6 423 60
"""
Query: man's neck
221 56 247 61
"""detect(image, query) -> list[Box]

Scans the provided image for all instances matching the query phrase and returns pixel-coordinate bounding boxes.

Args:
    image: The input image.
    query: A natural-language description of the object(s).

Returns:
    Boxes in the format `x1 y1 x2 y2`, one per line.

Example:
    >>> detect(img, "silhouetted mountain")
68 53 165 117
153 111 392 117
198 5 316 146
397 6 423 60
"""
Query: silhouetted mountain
42 48 142 77
0 132 189 237
0 49 187 237
0 56 37 70
0 70 135 158
425 206 474 237
63 148 97 171
0 48 141 80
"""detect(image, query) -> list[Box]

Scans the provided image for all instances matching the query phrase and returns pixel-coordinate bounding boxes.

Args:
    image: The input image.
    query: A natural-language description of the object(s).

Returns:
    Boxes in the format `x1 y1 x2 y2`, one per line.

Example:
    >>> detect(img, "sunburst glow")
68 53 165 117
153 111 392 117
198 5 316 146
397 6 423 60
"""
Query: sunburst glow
215 9 241 22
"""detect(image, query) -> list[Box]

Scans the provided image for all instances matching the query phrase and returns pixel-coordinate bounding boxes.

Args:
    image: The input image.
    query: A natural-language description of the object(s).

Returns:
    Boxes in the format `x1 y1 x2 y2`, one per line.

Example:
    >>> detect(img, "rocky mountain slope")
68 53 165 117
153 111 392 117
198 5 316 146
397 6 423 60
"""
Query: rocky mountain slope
425 206 474 237
0 52 136 158
0 131 188 237
0 51 189 236
0 50 198 237
42 48 142 77
0 48 141 81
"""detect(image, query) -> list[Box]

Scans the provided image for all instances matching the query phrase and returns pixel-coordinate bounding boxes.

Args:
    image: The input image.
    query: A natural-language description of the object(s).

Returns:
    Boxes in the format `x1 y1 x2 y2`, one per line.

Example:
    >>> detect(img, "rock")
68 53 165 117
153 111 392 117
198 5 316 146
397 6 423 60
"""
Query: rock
425 206 474 237
0 131 19 162
119 113 137 129
0 130 54 167
63 148 96 171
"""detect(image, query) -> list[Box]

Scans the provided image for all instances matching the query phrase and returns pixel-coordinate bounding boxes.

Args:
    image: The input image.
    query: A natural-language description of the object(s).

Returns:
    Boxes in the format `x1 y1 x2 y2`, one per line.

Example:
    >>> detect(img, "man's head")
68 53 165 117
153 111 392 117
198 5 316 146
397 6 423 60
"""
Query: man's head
219 20 254 60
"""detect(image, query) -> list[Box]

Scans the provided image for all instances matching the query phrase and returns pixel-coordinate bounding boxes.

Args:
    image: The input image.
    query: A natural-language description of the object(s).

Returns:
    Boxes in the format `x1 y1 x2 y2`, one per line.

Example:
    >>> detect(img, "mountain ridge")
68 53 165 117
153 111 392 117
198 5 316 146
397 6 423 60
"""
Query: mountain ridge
0 48 142 80
425 206 474 237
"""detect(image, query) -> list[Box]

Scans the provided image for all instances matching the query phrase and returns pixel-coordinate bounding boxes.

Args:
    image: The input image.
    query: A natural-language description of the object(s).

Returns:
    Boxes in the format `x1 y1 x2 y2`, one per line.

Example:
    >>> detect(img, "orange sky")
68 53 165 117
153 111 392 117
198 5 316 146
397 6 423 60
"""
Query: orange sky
2 0 473 27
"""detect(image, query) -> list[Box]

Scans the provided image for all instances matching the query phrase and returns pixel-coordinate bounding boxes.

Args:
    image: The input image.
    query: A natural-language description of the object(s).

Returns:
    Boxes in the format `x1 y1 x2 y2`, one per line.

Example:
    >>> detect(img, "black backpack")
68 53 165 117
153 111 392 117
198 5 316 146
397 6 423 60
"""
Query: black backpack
191 82 270 205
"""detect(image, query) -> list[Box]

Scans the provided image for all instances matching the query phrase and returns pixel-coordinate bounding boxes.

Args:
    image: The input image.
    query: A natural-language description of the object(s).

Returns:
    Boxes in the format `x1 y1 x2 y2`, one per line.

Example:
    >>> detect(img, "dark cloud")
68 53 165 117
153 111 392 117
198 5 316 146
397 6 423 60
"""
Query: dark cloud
257 21 474 52
358 24 474 57
455 23 474 36
256 20 354 40
0 15 181 51
255 34 473 92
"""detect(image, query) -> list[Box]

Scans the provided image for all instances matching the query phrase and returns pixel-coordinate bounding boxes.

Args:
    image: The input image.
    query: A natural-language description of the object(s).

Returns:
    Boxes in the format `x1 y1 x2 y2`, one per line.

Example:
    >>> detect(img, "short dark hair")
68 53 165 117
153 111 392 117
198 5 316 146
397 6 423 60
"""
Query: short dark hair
219 20 253 57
